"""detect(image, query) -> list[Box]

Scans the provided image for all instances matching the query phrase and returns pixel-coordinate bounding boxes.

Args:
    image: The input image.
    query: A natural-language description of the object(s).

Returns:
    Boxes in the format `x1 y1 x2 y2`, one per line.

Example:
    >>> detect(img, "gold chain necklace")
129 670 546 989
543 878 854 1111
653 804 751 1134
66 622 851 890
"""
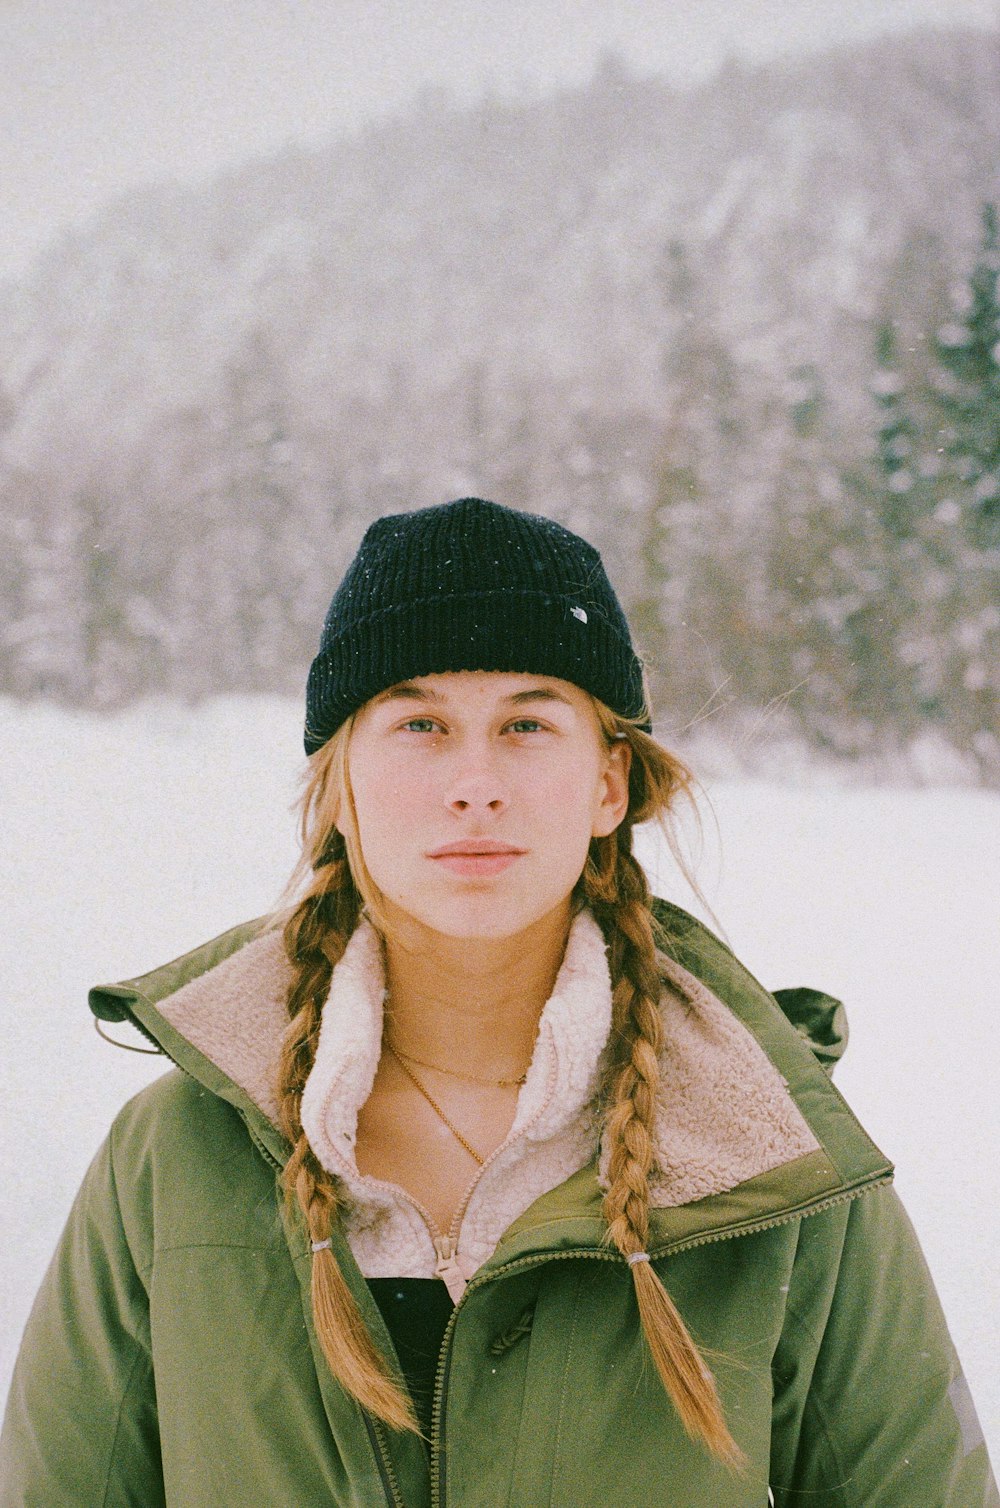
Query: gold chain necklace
388 1041 528 1088
385 1045 487 1165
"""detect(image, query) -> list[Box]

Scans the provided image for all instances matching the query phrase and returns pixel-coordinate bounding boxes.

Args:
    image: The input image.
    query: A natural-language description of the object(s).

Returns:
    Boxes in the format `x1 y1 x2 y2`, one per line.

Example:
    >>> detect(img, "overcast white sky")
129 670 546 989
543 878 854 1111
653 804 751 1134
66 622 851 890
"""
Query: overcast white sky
2 0 997 284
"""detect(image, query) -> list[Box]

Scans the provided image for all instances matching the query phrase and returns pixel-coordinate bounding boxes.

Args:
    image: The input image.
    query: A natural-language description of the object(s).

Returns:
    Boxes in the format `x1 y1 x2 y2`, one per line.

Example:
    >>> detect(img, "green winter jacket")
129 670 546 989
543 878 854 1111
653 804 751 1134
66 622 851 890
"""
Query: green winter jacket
1 899 995 1507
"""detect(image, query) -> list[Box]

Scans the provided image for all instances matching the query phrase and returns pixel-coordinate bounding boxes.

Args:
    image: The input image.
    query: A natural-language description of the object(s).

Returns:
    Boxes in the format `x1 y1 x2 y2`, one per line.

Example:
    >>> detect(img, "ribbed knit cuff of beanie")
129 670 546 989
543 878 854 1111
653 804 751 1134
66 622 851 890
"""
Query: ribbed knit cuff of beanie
304 497 650 755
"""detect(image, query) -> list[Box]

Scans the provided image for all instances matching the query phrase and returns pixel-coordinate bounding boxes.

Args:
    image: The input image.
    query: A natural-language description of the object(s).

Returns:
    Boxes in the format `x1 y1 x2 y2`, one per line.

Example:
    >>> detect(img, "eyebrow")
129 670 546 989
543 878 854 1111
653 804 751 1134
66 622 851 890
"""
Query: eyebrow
374 682 575 709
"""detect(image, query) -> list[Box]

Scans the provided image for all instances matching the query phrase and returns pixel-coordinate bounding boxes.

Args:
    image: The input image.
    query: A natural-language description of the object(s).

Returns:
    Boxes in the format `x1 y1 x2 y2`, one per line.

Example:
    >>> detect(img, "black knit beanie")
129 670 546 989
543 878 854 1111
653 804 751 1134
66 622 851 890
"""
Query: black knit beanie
304 497 650 754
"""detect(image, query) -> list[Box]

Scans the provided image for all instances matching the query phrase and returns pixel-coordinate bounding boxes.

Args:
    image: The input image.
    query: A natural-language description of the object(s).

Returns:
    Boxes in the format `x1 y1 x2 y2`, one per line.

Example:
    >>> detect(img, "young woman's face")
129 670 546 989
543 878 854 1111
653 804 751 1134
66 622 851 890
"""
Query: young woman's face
344 670 631 940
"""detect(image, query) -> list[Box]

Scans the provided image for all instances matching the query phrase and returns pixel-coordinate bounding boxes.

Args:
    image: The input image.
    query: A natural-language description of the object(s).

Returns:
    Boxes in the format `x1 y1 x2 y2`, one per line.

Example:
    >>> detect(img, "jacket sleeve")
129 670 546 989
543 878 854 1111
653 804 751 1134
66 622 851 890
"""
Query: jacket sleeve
0 1122 165 1508
770 1184 998 1507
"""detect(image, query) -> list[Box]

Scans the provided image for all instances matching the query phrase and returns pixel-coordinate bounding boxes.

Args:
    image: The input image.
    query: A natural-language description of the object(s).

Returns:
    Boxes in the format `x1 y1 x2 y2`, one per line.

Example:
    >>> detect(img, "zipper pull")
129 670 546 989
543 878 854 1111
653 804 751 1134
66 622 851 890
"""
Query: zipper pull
433 1235 468 1302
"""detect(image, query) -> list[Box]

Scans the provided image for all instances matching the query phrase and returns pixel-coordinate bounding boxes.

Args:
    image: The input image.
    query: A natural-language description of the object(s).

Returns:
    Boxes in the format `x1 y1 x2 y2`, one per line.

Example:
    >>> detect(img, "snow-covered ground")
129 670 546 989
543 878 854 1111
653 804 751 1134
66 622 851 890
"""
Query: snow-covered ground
1 695 997 1465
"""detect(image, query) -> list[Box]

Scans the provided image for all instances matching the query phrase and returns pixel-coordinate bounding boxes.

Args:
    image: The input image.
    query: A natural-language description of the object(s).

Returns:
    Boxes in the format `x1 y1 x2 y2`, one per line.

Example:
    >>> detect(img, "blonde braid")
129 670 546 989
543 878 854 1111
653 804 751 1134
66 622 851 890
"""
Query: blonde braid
277 833 418 1434
583 827 745 1469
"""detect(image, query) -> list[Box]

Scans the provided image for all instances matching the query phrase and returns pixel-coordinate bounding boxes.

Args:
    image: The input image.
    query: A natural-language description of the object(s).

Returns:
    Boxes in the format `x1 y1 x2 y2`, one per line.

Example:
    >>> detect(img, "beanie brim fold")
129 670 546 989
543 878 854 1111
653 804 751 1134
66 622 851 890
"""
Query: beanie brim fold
304 587 649 754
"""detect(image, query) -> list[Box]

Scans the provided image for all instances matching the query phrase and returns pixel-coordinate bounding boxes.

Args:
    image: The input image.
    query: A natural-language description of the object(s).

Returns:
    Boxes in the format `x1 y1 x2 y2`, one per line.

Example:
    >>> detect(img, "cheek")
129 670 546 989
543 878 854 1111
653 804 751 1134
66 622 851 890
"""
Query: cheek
352 758 429 837
528 760 604 839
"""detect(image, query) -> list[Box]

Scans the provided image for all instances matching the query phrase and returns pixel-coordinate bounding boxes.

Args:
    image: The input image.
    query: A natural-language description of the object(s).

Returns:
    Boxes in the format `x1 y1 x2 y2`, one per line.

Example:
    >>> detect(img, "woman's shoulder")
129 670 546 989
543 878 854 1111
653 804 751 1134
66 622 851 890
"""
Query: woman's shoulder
111 1063 232 1140
102 1068 284 1260
108 1066 259 1181
649 896 847 1074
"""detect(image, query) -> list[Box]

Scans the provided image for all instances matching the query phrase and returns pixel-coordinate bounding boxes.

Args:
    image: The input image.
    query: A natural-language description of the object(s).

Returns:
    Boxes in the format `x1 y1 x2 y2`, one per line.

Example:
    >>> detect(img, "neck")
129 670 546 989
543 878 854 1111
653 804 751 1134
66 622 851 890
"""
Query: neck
379 899 575 1080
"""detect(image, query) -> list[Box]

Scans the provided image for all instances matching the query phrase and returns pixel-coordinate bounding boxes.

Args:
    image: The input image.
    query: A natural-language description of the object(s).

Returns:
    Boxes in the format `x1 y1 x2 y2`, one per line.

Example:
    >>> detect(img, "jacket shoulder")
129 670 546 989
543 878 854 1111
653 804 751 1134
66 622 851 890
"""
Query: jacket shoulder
651 895 770 993
651 894 779 1000
111 1063 241 1145
650 896 848 1072
107 1068 283 1270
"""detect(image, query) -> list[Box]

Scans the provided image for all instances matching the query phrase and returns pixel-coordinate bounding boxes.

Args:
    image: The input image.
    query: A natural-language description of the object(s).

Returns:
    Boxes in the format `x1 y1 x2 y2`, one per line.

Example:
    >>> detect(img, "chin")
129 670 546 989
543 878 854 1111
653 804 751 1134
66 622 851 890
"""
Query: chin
396 887 565 943
426 903 535 942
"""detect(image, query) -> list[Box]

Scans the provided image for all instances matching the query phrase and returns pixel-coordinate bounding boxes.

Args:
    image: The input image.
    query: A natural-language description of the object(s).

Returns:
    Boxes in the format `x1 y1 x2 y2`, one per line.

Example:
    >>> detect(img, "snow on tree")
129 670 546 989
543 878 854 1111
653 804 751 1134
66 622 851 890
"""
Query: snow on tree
933 204 1000 551
866 208 1000 778
636 240 759 727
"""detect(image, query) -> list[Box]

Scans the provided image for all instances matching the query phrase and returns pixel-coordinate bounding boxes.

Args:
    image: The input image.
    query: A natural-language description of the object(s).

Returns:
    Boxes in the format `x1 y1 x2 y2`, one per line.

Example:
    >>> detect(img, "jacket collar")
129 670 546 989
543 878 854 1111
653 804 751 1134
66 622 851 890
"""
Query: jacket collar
89 898 893 1247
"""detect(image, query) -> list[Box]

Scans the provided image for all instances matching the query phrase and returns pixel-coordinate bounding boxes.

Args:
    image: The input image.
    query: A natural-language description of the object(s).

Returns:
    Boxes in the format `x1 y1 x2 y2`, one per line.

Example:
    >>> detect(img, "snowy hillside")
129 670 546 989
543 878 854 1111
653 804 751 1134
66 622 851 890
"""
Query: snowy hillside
2 31 996 468
1 27 998 779
1 695 997 1463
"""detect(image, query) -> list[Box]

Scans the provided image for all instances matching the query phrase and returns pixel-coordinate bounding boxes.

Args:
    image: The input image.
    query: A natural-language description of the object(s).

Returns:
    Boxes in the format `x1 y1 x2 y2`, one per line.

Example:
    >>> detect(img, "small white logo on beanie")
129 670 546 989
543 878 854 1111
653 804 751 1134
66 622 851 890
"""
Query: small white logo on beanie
571 606 588 623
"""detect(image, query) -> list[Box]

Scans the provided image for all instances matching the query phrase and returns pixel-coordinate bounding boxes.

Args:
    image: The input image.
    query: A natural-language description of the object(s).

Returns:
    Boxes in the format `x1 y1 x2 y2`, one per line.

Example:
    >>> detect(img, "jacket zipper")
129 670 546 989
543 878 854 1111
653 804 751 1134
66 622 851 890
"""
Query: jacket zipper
427 1174 893 1508
364 1416 407 1508
322 1050 561 1499
325 1035 560 1302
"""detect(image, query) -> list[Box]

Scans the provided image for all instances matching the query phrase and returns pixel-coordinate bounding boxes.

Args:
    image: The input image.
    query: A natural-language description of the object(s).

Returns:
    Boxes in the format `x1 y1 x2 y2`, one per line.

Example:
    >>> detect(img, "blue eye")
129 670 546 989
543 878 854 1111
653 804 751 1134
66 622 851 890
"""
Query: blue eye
398 716 546 736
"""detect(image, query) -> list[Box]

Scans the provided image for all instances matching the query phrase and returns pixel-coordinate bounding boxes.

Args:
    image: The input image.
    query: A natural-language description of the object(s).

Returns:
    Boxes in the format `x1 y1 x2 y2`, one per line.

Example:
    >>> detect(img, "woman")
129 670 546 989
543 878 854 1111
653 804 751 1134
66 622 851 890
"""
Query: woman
1 497 994 1506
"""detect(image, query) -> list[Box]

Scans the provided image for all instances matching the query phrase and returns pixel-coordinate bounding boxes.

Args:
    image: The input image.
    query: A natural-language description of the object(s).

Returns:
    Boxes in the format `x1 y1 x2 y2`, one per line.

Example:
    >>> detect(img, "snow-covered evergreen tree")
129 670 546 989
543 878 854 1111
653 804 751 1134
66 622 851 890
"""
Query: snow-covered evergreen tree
637 241 754 724
934 204 1000 551
922 204 1000 774
867 210 1000 777
760 365 891 755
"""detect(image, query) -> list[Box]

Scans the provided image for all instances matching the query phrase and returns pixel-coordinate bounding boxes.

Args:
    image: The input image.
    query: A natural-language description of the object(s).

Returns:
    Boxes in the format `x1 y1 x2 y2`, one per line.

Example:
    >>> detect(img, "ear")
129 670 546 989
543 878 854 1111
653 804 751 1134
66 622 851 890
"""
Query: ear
592 737 631 839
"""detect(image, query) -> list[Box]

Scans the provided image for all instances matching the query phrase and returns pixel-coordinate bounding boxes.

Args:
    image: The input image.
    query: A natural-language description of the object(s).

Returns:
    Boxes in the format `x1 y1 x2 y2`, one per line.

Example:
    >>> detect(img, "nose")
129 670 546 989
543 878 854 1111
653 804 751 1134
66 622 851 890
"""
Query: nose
444 749 508 817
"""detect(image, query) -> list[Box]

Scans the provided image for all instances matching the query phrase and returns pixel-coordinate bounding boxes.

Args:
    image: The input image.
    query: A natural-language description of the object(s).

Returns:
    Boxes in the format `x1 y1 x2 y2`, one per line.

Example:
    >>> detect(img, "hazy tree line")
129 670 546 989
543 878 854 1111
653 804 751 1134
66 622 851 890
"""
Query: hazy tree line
635 207 999 776
0 32 997 780
7 209 995 776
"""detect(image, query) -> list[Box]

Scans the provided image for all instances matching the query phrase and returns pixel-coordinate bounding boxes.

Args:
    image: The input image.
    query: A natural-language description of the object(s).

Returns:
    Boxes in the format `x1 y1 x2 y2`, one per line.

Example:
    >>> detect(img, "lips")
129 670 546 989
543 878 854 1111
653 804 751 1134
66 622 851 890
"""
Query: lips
427 839 527 857
426 839 527 878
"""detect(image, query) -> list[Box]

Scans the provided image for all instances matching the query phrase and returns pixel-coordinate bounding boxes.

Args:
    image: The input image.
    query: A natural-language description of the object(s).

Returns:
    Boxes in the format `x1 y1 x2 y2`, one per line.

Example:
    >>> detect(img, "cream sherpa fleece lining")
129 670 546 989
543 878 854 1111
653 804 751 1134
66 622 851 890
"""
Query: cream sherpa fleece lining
297 909 615 1280
158 910 818 1278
